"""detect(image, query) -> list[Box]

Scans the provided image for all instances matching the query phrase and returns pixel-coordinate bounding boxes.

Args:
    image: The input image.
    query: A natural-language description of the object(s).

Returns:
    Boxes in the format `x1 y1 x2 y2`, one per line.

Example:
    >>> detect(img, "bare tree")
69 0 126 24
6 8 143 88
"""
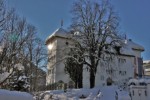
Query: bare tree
0 1 47 91
26 37 47 91
70 0 121 88
0 12 33 86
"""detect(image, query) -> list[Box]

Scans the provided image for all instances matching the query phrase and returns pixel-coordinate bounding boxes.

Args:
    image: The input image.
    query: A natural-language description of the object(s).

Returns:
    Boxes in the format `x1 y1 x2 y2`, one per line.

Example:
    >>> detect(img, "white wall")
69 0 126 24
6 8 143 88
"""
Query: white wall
46 39 57 85
147 84 150 100
82 55 135 88
55 62 70 83
132 50 142 58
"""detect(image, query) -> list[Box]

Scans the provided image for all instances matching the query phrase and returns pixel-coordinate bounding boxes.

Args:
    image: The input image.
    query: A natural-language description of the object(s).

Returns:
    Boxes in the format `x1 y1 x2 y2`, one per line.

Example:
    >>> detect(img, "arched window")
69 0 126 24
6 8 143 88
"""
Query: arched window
106 77 113 86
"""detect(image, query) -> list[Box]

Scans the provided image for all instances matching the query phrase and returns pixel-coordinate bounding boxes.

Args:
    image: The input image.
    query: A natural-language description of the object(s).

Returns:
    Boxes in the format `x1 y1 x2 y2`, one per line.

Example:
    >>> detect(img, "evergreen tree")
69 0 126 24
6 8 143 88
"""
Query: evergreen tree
64 43 84 88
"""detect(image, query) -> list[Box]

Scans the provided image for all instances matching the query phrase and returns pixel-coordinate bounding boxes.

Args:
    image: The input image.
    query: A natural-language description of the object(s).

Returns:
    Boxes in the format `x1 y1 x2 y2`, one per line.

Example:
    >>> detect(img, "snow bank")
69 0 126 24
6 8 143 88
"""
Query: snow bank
128 79 139 85
39 86 131 100
0 89 34 100
118 90 131 100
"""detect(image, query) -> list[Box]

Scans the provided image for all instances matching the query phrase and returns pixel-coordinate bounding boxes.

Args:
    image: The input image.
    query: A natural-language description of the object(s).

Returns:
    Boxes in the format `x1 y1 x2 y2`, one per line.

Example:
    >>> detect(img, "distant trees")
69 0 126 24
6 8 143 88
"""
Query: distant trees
67 0 121 88
0 0 47 91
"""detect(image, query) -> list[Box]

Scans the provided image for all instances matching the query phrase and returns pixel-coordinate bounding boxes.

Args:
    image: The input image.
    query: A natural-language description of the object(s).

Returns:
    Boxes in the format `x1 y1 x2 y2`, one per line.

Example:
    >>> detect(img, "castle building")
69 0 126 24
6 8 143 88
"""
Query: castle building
45 28 144 88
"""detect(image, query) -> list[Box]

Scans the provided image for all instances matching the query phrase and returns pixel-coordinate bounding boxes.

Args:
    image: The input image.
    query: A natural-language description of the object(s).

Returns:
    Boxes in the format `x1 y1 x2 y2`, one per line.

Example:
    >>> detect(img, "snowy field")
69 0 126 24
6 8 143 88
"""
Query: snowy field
0 86 131 100
35 86 131 100
0 89 34 100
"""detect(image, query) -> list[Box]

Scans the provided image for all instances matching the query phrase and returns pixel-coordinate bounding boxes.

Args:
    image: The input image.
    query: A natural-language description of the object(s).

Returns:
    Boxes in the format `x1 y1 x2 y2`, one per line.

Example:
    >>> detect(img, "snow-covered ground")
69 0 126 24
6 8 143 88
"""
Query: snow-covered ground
0 89 34 100
36 86 131 100
0 86 131 100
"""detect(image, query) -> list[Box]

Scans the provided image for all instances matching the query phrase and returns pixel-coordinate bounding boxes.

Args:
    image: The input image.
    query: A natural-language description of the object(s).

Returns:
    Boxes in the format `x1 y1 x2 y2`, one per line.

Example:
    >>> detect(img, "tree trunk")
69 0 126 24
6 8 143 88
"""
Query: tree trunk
90 68 95 88
78 76 82 88
75 80 78 88
90 54 96 88
78 65 83 88
75 73 78 88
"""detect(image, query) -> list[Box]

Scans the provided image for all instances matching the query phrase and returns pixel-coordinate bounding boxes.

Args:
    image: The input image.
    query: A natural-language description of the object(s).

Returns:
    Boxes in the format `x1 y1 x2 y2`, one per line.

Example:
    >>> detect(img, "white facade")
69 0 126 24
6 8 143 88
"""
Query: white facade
45 28 144 88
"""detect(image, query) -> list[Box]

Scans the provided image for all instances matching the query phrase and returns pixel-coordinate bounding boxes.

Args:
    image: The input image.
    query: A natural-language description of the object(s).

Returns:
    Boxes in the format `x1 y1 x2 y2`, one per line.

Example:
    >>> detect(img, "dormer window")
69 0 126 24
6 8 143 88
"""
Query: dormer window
66 42 69 45
114 46 121 54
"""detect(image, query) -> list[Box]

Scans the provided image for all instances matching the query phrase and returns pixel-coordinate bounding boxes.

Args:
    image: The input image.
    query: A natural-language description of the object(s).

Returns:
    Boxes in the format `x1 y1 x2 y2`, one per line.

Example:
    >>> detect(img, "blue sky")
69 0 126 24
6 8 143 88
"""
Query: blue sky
7 0 150 60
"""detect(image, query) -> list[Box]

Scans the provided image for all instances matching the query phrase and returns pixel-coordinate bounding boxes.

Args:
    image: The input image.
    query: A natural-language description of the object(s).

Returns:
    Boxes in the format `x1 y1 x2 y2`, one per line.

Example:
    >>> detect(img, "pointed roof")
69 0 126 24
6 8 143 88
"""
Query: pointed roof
45 28 68 45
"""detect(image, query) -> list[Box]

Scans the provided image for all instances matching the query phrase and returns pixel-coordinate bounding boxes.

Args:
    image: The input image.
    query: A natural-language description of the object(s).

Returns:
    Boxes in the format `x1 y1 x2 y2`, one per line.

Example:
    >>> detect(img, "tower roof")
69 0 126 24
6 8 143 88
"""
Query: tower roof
45 28 68 45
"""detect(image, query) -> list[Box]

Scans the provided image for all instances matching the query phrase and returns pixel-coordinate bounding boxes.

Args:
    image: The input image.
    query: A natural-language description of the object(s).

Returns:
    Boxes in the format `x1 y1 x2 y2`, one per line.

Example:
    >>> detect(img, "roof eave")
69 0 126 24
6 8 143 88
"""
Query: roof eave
132 48 145 52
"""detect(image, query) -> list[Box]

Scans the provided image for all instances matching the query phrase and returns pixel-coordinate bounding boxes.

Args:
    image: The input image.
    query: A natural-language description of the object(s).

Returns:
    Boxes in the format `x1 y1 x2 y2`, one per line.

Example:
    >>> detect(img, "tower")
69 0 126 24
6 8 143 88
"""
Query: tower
45 28 70 85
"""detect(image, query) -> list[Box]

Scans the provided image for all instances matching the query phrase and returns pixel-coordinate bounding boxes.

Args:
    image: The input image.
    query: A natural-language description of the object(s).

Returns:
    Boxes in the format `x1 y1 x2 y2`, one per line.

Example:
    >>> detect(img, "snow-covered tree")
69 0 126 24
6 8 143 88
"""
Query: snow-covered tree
10 63 30 92
70 0 122 88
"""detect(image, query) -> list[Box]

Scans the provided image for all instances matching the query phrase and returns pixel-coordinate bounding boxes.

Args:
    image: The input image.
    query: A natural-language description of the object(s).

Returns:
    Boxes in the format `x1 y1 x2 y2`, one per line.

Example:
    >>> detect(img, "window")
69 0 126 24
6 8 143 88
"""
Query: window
105 57 112 61
101 75 104 80
134 57 136 65
118 58 126 63
145 91 147 96
106 69 113 74
86 67 89 71
66 42 69 45
114 46 121 54
132 90 134 96
119 71 126 76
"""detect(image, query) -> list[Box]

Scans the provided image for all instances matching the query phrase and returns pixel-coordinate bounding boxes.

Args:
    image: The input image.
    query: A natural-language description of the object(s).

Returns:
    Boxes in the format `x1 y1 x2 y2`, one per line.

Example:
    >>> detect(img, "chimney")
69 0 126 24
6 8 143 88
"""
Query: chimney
129 39 132 41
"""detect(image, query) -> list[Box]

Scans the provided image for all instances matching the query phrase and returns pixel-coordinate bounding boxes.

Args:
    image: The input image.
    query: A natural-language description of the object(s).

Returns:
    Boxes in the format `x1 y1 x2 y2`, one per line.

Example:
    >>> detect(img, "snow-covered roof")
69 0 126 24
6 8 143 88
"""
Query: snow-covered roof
120 44 134 56
128 79 139 85
125 40 144 51
119 39 144 56
128 78 150 85
45 28 68 44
